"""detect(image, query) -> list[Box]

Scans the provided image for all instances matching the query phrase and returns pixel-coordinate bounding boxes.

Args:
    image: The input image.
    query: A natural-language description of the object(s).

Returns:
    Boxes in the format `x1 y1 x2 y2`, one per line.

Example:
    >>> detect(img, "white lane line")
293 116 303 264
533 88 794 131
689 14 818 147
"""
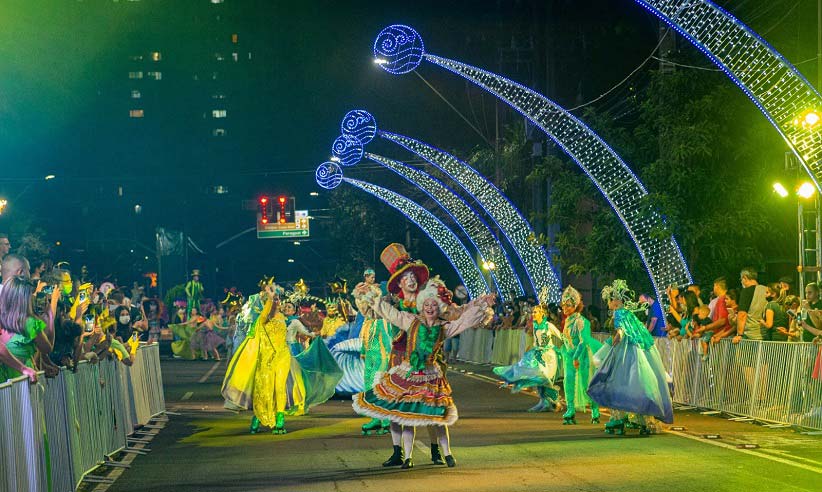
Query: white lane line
414 440 428 453
198 361 221 384
666 429 822 475
181 391 194 401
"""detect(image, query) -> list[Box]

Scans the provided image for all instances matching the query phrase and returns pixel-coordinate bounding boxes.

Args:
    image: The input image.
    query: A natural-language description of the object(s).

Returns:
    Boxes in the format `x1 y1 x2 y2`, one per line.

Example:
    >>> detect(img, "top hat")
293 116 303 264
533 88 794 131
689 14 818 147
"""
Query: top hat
191 269 201 277
380 243 429 295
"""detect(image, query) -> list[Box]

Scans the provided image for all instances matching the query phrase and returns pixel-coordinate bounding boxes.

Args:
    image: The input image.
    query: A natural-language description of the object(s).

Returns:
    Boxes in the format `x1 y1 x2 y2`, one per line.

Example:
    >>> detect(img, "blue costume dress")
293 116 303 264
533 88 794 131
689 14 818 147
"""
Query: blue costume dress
587 308 674 429
493 318 561 411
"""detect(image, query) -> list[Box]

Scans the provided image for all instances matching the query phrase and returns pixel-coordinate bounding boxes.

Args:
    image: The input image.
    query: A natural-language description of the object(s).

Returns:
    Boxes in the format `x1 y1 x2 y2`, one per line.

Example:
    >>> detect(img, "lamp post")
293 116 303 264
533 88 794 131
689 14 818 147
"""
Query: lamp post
777 179 822 295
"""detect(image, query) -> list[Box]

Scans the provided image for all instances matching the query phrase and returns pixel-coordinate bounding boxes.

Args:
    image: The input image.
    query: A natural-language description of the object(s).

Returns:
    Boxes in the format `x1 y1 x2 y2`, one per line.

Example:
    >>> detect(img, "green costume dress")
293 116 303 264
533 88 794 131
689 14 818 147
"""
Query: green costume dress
359 316 393 433
185 280 203 317
0 317 45 381
561 312 603 422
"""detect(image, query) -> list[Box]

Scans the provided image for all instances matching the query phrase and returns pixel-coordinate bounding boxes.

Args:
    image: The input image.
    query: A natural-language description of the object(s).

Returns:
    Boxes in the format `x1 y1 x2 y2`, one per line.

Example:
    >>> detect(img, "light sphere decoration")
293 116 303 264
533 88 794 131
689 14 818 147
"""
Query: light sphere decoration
315 161 343 190
341 109 378 144
331 134 364 167
373 24 424 75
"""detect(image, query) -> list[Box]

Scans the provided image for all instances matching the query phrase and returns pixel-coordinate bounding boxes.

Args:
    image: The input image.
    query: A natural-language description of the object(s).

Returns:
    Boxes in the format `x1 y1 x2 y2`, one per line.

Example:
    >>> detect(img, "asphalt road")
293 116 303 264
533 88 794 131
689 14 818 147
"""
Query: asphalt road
106 358 822 492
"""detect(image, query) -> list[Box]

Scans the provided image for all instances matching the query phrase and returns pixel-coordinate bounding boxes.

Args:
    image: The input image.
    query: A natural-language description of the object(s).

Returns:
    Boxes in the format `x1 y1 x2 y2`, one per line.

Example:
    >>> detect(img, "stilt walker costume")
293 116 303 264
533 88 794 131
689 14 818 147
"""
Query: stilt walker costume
353 279 495 469
185 269 204 318
221 280 342 434
587 279 674 435
493 300 562 413
354 269 392 435
559 285 603 424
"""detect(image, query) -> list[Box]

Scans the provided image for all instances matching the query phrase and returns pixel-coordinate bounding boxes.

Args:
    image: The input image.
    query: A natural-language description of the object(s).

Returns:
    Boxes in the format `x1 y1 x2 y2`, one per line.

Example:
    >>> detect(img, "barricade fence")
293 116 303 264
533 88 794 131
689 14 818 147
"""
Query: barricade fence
456 328 822 431
0 343 166 492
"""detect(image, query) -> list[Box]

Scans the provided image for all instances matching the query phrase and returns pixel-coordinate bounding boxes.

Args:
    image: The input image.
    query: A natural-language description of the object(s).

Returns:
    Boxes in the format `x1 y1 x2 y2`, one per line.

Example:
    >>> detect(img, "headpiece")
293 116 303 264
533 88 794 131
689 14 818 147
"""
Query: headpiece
293 278 309 296
415 276 452 311
363 268 375 277
600 279 634 303
258 275 275 289
380 243 429 295
561 285 582 309
191 269 201 277
328 277 348 295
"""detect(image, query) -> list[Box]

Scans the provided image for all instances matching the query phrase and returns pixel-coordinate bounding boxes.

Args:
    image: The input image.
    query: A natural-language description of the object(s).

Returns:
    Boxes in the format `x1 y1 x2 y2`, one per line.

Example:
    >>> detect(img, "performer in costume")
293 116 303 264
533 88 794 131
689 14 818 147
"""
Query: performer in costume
221 280 342 434
353 278 495 469
185 269 204 318
493 300 562 413
587 279 674 435
559 285 603 424
354 268 392 435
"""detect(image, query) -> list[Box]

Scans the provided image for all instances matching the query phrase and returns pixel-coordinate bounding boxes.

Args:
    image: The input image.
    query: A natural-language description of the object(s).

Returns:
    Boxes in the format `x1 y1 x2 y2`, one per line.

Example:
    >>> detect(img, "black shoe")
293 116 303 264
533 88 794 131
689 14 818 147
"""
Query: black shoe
401 458 414 469
444 455 456 468
431 443 445 465
382 445 404 467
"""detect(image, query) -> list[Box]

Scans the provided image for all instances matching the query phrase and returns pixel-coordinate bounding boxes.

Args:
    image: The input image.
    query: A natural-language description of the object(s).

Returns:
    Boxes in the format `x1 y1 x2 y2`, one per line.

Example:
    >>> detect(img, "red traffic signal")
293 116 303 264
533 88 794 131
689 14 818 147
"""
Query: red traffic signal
278 196 286 204
260 196 268 205
261 217 269 224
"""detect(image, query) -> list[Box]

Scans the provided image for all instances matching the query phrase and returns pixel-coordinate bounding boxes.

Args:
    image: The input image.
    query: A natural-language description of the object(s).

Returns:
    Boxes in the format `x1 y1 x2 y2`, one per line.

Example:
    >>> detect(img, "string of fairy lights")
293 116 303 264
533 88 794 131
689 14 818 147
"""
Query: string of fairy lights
365 151 525 299
635 0 822 191
343 178 489 299
371 23 692 308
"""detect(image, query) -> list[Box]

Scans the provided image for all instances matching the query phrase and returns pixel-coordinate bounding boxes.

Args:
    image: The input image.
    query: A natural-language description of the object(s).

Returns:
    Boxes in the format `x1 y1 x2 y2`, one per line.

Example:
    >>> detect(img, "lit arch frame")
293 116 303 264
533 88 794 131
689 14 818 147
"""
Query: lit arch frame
634 0 822 190
366 151 525 299
380 131 559 301
343 178 490 299
413 54 693 306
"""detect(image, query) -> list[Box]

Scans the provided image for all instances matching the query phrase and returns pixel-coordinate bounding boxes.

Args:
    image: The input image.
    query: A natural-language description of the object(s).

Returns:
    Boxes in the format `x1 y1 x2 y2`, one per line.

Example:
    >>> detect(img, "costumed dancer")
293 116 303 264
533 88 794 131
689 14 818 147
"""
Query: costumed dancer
354 268 392 435
493 298 562 413
190 307 227 361
559 285 603 424
221 279 342 434
230 281 267 360
353 278 495 469
587 279 674 435
185 269 204 318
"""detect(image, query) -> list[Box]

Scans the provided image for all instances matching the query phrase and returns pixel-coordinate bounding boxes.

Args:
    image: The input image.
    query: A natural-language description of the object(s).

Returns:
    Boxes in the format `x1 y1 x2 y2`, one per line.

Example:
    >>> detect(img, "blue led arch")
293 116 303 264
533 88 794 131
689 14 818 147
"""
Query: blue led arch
343 177 489 299
372 24 692 308
366 151 525 300
634 0 822 191
316 161 344 190
379 131 559 302
331 134 364 167
373 25 425 75
341 109 378 145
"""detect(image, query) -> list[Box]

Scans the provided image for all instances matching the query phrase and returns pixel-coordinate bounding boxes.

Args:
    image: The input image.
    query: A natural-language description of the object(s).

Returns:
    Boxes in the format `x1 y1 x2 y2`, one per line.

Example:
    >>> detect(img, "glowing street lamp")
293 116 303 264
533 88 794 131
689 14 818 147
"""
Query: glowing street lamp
0 199 7 215
797 182 817 199
773 182 789 198
793 109 822 129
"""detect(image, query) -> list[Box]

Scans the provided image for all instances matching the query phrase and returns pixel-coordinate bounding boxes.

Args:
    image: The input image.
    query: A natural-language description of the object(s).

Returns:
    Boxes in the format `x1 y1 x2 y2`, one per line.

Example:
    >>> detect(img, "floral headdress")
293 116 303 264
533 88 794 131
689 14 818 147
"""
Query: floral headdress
561 285 582 309
601 279 646 312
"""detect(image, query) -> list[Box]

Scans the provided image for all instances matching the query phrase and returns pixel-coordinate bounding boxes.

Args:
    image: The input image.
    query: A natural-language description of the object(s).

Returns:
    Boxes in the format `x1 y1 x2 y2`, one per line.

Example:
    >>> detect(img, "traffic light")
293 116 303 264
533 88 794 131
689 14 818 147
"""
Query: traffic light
278 196 287 224
259 196 269 224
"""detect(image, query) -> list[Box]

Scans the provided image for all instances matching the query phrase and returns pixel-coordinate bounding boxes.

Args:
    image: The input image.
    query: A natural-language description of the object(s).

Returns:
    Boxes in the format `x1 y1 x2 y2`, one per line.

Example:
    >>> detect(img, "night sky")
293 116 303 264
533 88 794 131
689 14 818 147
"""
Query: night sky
0 0 815 297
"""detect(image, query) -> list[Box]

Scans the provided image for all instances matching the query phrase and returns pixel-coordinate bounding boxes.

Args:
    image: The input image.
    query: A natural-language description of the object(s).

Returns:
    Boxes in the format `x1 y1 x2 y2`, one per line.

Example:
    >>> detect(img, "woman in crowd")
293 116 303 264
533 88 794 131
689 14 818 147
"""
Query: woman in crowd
353 279 495 469
761 283 791 341
588 279 673 435
0 276 57 381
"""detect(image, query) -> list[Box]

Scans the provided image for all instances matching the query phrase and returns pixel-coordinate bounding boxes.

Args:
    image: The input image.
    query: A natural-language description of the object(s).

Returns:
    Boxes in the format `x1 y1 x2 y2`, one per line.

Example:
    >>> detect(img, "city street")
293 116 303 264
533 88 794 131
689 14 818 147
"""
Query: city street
105 357 822 492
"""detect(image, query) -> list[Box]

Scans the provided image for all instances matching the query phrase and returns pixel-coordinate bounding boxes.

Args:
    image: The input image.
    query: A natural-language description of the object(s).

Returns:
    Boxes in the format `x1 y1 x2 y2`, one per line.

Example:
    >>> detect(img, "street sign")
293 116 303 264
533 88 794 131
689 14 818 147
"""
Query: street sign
257 210 310 239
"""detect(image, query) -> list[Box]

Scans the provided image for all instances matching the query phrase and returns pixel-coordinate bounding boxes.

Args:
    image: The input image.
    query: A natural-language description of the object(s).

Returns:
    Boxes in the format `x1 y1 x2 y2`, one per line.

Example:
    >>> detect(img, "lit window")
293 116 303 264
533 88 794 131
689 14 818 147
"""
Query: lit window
212 110 227 118
148 71 162 80
151 51 161 62
129 109 144 118
213 128 227 137
232 52 238 62
128 71 143 79
129 55 143 61
212 93 226 100
131 90 141 99
231 33 238 43
211 0 224 3
215 53 224 61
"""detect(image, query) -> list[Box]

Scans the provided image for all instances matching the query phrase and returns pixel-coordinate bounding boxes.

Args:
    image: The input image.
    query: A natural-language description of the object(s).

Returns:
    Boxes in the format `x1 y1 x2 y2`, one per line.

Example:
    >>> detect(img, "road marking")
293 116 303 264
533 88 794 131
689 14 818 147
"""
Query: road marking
198 361 221 383
181 391 193 401
414 440 428 453
665 428 822 474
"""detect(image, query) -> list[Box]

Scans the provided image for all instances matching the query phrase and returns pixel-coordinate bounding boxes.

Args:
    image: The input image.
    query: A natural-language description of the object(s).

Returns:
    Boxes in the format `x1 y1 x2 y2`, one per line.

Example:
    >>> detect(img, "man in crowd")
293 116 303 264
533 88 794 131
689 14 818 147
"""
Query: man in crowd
0 233 10 261
732 268 768 344
687 283 705 307
639 293 664 336
1 254 31 285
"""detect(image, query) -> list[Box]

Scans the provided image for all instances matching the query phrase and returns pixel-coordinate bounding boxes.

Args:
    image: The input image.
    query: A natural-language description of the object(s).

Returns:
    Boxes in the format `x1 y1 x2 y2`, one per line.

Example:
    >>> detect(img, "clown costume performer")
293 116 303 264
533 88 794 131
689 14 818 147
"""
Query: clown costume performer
559 285 603 424
587 279 674 435
493 302 562 413
222 281 342 434
353 280 495 469
354 270 392 435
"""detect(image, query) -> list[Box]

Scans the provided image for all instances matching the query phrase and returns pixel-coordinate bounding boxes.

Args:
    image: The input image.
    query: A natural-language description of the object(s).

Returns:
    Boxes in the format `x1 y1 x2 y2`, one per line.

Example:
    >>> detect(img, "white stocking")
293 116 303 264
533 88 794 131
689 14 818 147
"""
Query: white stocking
435 425 451 456
401 426 416 460
390 422 402 447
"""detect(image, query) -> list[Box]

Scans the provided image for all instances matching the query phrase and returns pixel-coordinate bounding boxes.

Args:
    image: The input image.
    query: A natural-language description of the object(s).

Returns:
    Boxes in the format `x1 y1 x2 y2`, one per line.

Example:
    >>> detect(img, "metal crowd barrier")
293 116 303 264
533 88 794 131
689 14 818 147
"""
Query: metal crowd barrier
655 337 822 431
0 343 166 492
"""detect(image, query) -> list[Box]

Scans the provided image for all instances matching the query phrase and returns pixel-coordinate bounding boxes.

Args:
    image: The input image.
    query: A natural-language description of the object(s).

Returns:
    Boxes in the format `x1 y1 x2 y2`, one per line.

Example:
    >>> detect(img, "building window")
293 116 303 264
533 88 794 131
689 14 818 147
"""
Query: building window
213 128 227 137
129 55 143 62
214 53 224 62
151 51 161 62
232 52 238 62
212 93 226 100
148 71 162 80
212 110 227 118
128 71 143 79
232 33 238 44
131 90 141 99
129 109 144 118
211 0 224 3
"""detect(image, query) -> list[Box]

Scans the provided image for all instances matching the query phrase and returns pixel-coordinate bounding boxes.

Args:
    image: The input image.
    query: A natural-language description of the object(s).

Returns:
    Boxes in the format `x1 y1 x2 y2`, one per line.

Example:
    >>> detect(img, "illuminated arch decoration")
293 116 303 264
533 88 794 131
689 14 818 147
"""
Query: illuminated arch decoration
343 177 489 298
380 131 558 301
316 161 344 190
366 151 525 299
634 0 822 191
341 109 378 145
373 24 692 306
331 134 364 167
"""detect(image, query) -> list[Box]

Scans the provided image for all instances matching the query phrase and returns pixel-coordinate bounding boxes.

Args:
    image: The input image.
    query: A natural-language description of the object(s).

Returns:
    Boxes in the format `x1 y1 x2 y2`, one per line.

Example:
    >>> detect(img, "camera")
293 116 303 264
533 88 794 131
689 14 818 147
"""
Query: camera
83 315 95 332
42 284 55 295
